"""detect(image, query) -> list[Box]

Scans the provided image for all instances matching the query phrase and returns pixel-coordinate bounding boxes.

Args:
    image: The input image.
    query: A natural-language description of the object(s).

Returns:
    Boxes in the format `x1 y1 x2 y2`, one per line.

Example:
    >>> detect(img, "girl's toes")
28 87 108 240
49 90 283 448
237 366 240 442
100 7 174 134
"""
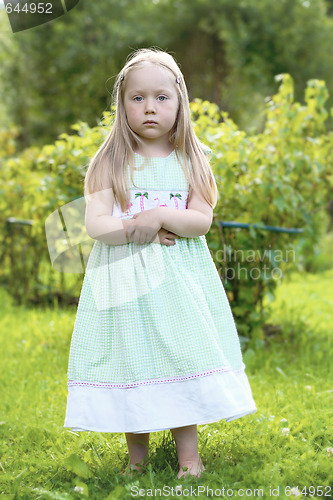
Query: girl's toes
177 456 206 479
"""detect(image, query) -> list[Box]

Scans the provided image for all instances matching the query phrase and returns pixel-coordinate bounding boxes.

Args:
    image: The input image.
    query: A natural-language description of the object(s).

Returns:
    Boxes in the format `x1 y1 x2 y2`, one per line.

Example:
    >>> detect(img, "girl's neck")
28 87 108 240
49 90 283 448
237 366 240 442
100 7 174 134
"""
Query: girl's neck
134 142 175 158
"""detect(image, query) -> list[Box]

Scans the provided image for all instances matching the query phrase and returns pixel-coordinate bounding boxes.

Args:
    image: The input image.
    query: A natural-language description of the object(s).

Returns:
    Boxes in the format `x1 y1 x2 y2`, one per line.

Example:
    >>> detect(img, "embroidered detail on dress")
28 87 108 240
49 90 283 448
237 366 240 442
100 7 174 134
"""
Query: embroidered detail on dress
135 192 149 211
170 193 182 209
154 197 168 207
68 366 244 389
112 188 189 218
124 202 133 215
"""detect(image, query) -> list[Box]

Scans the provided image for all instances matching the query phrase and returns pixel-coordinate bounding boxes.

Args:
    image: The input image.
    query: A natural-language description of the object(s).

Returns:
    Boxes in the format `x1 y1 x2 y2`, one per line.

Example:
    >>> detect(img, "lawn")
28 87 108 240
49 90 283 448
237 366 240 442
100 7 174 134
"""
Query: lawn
0 266 332 499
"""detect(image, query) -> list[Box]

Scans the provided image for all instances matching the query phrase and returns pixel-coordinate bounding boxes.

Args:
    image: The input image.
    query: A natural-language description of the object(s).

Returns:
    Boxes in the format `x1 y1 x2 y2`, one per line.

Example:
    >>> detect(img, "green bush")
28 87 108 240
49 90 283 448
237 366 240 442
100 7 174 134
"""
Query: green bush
0 74 332 339
193 74 333 339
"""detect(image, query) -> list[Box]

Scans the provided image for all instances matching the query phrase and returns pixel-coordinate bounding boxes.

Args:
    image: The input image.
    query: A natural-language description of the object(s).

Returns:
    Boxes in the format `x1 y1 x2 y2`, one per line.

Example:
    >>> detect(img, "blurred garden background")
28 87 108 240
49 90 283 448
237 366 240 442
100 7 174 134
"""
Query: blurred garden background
0 0 332 498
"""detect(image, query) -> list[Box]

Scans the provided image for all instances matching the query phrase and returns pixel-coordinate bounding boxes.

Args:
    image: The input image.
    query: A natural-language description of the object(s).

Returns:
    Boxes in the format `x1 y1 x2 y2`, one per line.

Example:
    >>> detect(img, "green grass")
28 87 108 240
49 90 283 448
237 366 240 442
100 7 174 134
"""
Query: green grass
0 267 332 499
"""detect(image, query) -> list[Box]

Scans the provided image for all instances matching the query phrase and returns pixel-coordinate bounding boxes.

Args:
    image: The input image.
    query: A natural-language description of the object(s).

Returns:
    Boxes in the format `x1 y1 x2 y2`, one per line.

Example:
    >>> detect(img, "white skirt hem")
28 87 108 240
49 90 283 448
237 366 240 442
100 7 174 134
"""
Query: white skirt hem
64 363 257 434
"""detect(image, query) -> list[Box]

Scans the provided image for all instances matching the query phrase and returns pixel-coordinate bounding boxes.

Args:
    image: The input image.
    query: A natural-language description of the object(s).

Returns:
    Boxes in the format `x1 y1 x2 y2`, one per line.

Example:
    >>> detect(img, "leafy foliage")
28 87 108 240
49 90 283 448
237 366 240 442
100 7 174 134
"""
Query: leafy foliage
0 75 332 338
1 0 333 148
193 75 333 337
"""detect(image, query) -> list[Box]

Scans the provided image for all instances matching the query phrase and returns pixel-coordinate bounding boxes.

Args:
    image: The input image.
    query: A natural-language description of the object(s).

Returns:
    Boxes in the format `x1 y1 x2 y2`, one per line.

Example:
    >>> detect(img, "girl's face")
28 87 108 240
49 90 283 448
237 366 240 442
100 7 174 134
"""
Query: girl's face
123 63 179 151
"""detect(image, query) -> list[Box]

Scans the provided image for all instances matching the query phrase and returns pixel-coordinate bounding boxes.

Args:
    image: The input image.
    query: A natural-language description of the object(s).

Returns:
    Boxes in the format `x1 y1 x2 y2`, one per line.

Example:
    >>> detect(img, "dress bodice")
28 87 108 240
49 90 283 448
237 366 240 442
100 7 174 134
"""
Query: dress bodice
112 150 190 219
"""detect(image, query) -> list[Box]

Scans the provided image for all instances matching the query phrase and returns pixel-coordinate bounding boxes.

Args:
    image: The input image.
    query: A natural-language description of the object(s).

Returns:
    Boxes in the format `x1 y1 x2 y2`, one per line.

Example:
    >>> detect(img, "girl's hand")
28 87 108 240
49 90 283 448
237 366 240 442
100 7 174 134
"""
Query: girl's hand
129 209 163 244
130 211 178 245
154 227 179 246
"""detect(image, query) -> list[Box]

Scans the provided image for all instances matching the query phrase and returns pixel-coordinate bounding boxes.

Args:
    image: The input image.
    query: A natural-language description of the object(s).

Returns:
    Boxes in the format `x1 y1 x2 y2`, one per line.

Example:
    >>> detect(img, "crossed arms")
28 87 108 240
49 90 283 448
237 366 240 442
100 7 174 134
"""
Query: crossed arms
85 187 213 246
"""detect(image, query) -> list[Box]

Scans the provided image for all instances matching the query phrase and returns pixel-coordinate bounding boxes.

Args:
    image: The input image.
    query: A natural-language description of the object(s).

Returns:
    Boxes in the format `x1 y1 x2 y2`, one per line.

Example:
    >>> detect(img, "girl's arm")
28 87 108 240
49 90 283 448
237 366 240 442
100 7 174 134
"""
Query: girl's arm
159 208 211 238
85 187 136 245
158 189 213 238
86 213 136 245
85 187 163 245
85 186 212 243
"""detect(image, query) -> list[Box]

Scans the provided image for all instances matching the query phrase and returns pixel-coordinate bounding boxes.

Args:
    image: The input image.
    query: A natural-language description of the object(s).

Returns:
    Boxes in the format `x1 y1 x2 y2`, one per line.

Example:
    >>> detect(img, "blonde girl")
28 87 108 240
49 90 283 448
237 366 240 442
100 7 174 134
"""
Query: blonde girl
64 47 257 479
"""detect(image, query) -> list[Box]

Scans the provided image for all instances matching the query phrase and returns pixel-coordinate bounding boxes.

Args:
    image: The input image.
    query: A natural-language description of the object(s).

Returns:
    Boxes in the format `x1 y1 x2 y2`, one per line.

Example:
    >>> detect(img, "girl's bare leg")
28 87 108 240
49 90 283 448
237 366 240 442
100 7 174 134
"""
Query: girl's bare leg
170 424 206 478
124 432 150 475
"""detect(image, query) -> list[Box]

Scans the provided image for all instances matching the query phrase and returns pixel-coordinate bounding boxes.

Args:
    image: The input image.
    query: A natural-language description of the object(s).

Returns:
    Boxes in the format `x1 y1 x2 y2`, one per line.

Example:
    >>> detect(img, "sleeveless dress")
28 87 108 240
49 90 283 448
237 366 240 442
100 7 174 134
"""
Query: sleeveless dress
64 150 257 434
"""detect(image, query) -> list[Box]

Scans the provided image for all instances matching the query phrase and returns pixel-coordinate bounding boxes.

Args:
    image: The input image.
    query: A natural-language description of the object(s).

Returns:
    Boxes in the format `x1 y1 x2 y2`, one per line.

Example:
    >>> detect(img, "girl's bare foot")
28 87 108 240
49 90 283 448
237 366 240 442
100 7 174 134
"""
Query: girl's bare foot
122 463 145 478
124 432 149 478
177 454 206 479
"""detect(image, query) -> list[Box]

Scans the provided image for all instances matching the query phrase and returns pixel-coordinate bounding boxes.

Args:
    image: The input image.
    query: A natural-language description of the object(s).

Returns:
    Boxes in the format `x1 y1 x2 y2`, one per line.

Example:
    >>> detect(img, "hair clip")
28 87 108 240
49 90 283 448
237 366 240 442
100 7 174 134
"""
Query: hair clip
176 75 181 84
121 72 124 81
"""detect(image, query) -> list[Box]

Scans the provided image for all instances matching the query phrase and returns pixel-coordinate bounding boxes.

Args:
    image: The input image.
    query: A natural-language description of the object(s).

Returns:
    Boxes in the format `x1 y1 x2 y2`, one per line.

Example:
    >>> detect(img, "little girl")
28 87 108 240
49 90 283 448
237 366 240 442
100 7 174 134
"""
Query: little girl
64 47 257 479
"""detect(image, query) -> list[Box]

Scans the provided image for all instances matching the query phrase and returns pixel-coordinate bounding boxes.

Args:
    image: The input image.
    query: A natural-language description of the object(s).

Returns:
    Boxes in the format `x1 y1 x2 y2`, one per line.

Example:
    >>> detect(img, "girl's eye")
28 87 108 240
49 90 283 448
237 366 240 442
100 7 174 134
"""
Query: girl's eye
157 95 167 101
134 96 143 102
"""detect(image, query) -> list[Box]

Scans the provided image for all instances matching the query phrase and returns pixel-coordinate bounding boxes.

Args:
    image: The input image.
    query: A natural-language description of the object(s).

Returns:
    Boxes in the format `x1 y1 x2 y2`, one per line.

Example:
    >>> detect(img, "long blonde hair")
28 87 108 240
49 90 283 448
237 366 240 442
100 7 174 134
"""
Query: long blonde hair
84 47 218 211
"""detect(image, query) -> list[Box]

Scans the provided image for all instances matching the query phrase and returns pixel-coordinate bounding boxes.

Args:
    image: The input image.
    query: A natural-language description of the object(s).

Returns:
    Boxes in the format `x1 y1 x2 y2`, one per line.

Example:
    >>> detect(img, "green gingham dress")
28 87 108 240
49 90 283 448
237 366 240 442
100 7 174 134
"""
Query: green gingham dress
64 149 257 433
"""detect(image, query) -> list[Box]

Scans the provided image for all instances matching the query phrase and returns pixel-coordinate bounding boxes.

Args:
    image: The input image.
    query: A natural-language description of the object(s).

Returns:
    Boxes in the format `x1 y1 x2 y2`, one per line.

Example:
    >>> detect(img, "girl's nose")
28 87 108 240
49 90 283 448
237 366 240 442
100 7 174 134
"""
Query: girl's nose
145 98 156 113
